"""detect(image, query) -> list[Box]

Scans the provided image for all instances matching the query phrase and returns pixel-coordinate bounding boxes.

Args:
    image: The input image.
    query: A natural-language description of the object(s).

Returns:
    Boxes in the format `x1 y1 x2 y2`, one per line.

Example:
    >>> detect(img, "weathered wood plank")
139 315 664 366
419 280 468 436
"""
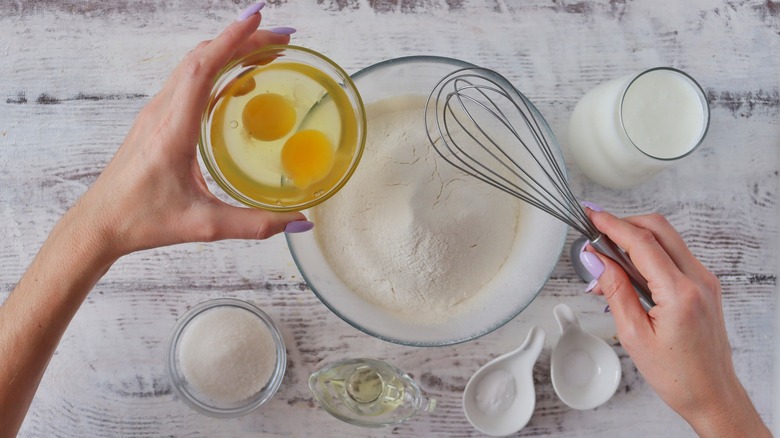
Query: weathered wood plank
0 0 776 436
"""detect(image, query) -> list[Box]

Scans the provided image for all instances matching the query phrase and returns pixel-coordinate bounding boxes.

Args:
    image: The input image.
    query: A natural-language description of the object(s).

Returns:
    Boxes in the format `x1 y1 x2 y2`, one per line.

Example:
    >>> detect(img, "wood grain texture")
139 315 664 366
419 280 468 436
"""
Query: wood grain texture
1 0 777 436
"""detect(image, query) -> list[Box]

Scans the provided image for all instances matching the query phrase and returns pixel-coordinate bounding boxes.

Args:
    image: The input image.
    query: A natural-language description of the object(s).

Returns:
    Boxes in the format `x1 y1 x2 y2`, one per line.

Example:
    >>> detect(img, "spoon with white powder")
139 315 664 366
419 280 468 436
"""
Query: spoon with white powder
462 326 546 436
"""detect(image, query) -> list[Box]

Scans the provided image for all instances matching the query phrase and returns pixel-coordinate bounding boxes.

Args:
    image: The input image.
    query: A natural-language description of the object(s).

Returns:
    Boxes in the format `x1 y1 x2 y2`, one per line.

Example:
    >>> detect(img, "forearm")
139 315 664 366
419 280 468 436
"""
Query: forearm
0 200 118 436
686 376 771 438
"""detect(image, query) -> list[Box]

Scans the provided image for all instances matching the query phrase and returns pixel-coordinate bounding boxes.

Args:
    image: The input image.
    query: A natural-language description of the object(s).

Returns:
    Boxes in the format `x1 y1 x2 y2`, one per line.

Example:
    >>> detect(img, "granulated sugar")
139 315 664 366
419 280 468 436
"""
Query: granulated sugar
178 306 276 403
312 96 520 322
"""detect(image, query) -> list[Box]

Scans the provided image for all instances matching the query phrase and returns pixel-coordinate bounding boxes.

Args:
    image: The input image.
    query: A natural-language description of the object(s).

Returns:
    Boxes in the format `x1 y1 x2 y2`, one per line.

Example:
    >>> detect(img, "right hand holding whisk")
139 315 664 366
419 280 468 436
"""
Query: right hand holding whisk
580 209 770 437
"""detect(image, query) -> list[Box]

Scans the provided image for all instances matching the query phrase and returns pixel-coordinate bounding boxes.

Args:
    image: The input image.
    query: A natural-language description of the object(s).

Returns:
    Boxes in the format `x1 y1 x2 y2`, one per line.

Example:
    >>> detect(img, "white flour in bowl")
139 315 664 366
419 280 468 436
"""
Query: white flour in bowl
312 95 521 322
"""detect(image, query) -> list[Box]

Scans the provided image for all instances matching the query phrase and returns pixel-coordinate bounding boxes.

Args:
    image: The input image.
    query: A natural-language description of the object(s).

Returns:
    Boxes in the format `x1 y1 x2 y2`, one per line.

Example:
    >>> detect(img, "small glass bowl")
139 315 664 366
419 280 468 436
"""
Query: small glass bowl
199 45 367 212
166 298 287 418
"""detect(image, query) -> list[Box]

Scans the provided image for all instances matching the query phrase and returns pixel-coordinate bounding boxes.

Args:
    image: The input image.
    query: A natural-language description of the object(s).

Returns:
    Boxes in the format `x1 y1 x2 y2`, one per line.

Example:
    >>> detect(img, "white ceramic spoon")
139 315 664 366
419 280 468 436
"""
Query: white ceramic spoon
550 303 621 410
463 326 545 437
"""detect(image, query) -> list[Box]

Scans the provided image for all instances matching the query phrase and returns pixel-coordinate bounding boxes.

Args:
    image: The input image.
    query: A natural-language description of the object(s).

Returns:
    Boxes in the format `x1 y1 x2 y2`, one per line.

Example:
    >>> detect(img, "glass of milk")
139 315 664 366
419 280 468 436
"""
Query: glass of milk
568 67 709 189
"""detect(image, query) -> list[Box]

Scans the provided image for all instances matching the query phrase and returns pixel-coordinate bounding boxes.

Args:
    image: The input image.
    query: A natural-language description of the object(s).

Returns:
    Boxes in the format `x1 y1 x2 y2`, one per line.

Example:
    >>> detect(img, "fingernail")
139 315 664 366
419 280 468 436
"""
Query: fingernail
581 201 604 212
268 26 297 35
604 305 611 313
580 252 605 280
237 1 266 21
285 220 314 234
584 279 598 293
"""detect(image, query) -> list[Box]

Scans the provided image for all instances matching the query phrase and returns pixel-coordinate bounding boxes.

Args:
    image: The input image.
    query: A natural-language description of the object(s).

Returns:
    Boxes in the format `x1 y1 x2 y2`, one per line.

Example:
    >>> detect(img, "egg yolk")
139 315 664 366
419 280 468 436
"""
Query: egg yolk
233 76 256 97
281 129 335 189
242 93 296 141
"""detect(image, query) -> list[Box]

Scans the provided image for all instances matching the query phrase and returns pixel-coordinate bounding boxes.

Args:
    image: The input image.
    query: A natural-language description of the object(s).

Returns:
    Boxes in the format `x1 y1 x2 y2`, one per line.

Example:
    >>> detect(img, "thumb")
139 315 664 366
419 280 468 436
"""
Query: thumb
583 250 651 341
206 203 307 241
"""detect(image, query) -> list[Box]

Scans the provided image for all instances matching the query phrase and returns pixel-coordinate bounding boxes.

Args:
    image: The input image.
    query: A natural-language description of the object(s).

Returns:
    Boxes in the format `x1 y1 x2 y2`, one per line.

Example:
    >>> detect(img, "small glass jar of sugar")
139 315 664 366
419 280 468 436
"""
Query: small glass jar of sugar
166 298 286 418
568 67 710 189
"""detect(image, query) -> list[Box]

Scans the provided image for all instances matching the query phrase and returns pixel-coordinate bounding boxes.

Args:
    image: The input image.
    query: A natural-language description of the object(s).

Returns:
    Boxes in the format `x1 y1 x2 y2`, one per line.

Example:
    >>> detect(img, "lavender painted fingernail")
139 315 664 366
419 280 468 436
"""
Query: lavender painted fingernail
285 220 314 234
581 201 604 212
580 252 605 280
584 279 598 293
604 305 611 313
268 26 297 35
237 1 266 21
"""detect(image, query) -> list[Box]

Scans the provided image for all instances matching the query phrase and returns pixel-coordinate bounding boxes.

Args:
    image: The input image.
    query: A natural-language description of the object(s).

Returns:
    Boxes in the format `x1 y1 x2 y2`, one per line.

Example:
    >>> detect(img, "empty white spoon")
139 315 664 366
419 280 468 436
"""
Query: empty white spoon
463 326 545 436
550 303 621 410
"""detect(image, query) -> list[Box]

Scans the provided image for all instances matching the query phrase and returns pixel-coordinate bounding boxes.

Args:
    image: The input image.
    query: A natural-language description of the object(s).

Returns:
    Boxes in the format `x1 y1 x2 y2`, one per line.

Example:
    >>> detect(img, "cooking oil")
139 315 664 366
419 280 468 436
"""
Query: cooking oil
207 60 360 207
309 358 436 427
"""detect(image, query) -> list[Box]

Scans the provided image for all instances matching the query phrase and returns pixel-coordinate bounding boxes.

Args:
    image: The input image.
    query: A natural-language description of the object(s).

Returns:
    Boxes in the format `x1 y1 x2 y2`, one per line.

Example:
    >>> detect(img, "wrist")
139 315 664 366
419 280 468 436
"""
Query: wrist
50 198 122 273
66 191 128 261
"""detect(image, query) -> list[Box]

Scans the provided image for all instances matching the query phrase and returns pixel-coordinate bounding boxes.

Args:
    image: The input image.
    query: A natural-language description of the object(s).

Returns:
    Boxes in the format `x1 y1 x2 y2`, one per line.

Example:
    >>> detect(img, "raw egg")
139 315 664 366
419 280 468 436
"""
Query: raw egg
281 129 335 189
242 93 296 141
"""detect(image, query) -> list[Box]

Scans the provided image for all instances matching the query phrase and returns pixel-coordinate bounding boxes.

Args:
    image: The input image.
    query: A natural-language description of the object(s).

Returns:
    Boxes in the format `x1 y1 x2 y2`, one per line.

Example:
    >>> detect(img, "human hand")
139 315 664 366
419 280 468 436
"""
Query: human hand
579 209 769 437
75 6 306 259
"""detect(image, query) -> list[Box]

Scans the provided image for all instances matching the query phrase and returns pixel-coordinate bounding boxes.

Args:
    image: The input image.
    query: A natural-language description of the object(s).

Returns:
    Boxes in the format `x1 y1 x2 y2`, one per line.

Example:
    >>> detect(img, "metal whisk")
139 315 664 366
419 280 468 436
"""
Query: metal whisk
424 67 655 310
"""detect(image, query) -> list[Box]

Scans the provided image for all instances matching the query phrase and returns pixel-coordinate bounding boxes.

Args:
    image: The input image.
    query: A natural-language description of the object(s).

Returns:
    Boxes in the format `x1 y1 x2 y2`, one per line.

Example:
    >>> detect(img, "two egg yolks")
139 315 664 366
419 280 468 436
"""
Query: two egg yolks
241 93 335 189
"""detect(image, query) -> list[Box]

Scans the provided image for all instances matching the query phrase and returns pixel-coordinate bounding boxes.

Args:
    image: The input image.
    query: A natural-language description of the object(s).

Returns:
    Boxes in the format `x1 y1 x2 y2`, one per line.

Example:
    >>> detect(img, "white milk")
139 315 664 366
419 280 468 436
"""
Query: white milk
568 68 708 189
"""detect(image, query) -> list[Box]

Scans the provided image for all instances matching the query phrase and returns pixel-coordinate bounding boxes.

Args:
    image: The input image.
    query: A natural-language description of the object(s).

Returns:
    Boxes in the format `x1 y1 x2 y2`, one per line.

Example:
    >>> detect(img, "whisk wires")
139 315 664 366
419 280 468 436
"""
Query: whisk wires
425 68 598 239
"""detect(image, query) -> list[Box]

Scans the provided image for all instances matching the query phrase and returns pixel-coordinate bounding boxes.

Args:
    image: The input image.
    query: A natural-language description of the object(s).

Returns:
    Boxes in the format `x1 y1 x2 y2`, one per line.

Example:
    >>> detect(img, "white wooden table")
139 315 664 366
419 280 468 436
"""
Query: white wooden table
1 1 777 436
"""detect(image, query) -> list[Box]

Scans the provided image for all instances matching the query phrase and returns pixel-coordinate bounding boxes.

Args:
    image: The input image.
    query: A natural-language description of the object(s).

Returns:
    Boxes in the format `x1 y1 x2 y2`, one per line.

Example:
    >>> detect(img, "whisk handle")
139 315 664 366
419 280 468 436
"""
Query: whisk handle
590 234 656 311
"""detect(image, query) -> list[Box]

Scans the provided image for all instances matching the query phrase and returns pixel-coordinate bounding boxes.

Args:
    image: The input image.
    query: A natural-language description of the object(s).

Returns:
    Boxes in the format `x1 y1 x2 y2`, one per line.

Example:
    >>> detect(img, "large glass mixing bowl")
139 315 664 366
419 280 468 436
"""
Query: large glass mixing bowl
286 56 567 346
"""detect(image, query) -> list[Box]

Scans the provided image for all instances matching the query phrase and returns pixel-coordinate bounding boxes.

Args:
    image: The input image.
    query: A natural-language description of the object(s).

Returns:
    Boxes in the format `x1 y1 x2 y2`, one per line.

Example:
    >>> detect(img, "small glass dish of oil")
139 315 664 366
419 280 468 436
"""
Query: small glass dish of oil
309 358 436 427
199 45 366 211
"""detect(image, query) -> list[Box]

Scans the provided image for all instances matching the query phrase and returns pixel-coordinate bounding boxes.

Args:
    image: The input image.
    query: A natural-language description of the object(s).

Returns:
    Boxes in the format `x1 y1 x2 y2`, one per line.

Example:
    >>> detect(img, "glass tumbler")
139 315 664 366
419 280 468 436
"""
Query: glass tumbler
567 67 709 189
